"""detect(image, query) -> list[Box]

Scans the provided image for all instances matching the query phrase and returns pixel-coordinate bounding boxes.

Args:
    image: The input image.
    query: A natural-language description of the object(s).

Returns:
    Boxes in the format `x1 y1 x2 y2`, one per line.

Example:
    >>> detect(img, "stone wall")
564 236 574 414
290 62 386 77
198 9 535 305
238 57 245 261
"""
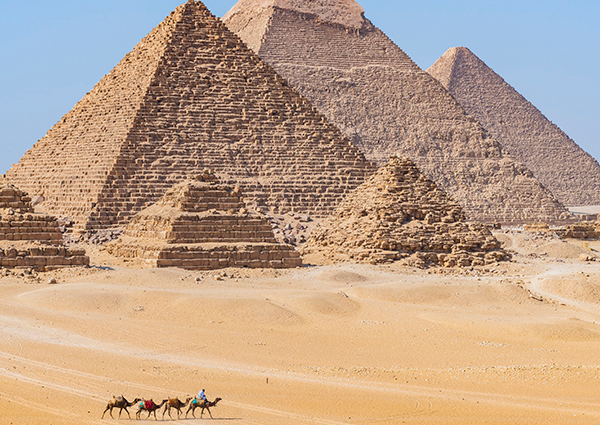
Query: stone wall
562 222 600 239
0 243 89 269
0 214 64 245
126 214 277 244
108 240 301 270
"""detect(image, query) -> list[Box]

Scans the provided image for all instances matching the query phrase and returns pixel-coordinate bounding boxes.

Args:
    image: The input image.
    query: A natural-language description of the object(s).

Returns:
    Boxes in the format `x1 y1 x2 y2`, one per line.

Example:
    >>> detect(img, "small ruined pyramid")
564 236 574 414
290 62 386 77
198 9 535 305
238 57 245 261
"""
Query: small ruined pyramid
303 157 509 267
7 0 373 232
427 47 600 207
224 0 570 224
106 171 302 269
0 184 89 269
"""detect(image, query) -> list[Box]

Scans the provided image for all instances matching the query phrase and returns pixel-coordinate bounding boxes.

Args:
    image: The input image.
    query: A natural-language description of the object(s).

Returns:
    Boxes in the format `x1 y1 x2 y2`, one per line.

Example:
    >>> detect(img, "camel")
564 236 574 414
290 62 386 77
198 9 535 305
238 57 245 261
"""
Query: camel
162 396 193 420
185 397 222 419
135 399 168 421
101 395 141 419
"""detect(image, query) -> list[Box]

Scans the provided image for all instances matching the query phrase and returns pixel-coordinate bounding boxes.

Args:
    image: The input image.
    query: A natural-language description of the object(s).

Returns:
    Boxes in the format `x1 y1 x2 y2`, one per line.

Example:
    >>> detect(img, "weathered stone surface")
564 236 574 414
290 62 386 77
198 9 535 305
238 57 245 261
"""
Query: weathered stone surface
106 173 302 270
224 1 569 224
7 1 373 232
523 223 551 234
302 157 510 267
562 222 600 240
0 184 89 269
427 47 600 207
108 241 301 270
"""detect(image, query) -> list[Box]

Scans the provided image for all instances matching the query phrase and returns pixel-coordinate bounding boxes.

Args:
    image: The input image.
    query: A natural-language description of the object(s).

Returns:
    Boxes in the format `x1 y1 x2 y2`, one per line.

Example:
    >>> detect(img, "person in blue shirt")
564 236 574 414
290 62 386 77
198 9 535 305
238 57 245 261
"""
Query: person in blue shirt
197 389 208 402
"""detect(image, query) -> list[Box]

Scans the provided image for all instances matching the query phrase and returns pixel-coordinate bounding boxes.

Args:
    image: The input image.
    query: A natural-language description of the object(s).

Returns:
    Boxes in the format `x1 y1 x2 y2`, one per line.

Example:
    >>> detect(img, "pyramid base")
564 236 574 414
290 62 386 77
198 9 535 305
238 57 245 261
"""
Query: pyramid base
303 247 510 268
0 241 89 270
106 240 302 270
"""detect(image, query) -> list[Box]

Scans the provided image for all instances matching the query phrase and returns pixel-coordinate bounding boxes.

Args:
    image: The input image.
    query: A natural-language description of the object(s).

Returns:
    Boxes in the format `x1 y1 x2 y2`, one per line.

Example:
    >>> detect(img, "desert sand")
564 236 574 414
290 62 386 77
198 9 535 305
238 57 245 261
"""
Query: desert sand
569 206 600 216
2 232 600 424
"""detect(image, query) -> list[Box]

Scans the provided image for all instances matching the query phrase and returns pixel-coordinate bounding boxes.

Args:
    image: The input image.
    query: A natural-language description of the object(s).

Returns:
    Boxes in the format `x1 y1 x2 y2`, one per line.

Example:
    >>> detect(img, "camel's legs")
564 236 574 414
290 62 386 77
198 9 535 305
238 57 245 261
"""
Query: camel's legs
101 406 112 419
201 407 213 418
164 406 174 420
186 405 196 419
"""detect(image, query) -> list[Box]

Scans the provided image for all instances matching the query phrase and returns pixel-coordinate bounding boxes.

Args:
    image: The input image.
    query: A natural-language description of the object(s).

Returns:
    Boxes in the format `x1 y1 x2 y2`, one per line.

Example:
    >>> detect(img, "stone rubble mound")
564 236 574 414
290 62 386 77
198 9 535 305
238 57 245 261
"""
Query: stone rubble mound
106 171 302 270
428 47 600 207
302 157 509 267
224 0 570 224
0 185 89 269
7 0 373 232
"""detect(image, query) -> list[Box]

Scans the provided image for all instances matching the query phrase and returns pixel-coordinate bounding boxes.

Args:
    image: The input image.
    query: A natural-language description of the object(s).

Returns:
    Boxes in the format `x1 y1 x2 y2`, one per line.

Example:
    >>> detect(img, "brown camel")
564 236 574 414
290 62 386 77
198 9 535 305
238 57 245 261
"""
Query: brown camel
101 395 141 419
185 397 222 419
135 399 168 421
162 396 193 420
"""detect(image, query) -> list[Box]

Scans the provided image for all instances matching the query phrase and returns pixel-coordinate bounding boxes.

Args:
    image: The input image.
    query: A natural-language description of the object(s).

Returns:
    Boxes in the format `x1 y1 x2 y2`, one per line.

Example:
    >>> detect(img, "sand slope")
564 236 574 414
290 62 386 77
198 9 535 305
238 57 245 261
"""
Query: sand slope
2 240 600 424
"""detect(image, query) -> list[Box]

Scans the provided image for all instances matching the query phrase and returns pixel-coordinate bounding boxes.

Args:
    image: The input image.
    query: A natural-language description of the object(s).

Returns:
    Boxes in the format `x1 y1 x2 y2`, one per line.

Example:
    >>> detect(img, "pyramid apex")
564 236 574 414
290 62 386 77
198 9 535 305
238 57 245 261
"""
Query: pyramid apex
448 46 472 54
435 47 479 64
445 46 486 63
427 46 483 90
225 0 367 30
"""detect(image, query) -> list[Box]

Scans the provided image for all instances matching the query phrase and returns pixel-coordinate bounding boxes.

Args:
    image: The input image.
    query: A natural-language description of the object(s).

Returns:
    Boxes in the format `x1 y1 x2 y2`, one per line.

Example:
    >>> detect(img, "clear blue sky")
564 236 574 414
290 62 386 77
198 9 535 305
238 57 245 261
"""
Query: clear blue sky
1 0 598 175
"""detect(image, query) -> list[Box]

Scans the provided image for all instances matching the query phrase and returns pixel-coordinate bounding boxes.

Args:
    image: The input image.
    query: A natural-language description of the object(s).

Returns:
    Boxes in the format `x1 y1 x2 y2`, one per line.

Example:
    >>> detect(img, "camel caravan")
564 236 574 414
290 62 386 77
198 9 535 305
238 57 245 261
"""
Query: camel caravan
102 394 222 420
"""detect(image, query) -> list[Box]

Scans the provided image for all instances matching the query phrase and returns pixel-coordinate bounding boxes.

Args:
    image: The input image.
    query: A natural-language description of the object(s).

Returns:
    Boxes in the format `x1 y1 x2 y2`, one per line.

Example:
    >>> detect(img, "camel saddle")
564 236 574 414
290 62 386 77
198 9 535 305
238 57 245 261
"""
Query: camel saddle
144 400 156 410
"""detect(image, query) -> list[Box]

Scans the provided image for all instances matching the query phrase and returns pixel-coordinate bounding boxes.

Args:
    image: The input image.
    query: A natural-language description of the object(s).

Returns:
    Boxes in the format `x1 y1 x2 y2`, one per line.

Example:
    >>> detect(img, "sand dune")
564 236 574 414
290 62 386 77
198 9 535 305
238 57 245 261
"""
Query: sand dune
2 239 600 424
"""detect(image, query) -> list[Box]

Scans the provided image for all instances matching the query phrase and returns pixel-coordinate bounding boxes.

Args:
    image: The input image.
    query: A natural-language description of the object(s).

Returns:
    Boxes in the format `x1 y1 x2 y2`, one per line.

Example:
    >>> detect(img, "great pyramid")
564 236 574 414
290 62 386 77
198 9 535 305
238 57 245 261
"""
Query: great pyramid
427 47 600 207
6 0 373 232
303 157 509 267
106 171 302 269
0 184 89 269
224 0 570 224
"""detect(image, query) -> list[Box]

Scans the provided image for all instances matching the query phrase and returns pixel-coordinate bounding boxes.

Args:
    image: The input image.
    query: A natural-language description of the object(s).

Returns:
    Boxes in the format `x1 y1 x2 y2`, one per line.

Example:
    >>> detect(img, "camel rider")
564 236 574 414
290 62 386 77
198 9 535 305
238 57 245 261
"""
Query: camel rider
197 389 208 403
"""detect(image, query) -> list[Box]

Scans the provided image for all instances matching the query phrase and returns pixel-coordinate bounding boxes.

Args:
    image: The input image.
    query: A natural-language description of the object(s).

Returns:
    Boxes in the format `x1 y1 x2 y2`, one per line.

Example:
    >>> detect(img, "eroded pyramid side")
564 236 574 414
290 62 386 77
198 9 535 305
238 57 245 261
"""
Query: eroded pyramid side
8 1 374 231
6 9 182 230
